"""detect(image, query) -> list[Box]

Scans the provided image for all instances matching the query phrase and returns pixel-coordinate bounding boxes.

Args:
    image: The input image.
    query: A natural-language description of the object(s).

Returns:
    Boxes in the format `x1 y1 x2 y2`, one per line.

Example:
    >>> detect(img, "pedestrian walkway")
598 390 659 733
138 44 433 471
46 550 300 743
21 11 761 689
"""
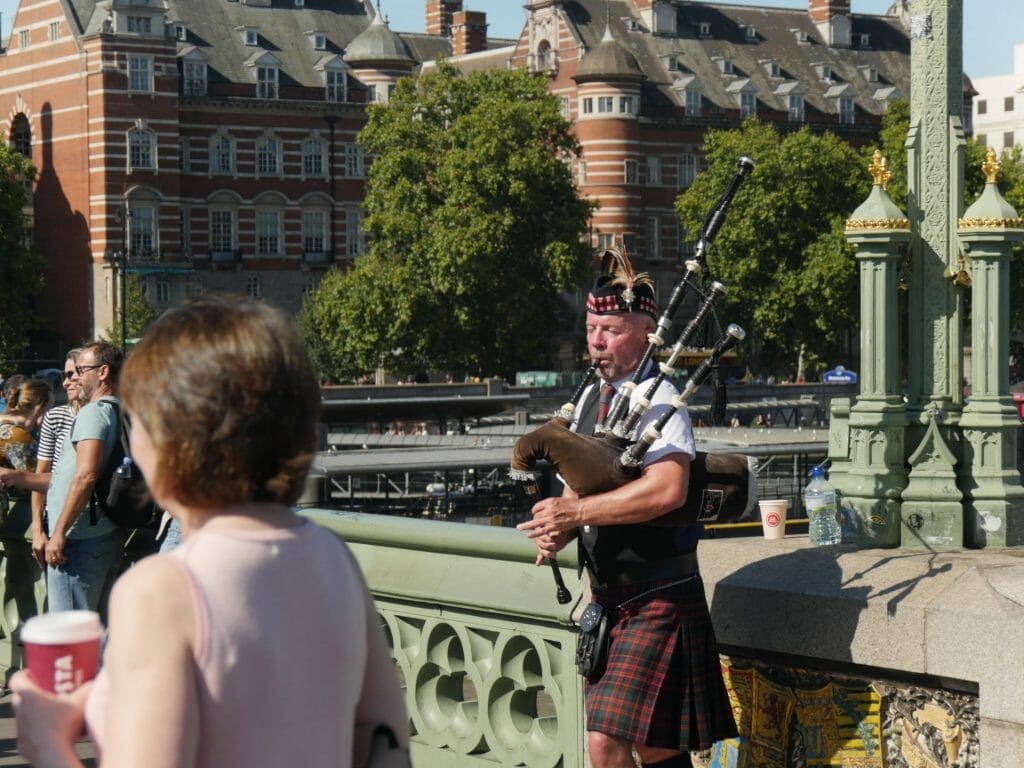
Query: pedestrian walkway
0 694 96 766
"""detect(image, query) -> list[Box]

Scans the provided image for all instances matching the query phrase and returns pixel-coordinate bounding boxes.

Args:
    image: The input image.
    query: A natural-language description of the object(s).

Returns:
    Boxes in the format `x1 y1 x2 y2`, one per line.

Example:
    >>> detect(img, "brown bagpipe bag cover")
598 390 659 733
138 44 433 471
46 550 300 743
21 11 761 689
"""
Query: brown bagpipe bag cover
510 419 756 526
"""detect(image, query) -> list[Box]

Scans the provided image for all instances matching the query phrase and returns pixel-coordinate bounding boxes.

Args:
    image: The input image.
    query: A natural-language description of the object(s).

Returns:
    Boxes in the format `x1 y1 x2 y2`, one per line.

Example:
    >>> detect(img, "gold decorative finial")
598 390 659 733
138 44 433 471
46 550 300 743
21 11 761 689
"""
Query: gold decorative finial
869 150 892 190
982 147 1000 185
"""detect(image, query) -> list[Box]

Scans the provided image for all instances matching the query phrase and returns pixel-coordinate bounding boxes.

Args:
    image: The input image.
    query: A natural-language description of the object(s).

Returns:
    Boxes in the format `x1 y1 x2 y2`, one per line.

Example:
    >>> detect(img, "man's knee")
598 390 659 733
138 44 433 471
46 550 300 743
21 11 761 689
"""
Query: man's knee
587 731 635 768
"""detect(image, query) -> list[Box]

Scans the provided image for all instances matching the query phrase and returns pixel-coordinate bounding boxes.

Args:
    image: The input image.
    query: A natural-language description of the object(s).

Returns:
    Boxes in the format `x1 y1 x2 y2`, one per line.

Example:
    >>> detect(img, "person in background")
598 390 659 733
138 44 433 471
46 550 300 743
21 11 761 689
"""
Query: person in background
29 349 83 567
0 378 53 507
0 379 54 639
44 342 125 614
12 298 408 767
0 374 27 417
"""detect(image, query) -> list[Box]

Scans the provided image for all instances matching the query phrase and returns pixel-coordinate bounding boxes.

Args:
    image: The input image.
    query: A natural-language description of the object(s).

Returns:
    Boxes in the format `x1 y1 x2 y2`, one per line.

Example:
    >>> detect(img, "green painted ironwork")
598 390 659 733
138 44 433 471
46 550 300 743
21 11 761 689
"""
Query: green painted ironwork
837 0 1024 549
303 510 588 768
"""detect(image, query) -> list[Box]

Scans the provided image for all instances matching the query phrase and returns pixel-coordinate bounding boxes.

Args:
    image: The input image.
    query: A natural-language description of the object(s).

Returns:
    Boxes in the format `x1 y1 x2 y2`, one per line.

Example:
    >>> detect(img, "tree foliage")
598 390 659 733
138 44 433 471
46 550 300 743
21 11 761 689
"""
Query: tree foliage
301 61 593 381
676 120 868 377
104 273 159 351
0 146 42 369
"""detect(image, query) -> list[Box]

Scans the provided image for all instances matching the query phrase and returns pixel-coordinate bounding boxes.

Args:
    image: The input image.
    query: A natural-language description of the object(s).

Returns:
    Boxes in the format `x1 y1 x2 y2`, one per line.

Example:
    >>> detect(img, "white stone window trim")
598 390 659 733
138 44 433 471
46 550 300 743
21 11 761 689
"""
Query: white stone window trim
127 121 157 173
255 131 283 179
302 132 328 179
208 131 237 177
128 54 154 92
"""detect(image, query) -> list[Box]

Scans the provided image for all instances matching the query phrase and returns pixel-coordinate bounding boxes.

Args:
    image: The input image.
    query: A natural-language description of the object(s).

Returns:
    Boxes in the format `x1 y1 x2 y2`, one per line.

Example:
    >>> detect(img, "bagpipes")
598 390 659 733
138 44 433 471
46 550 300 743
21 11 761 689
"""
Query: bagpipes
510 157 757 604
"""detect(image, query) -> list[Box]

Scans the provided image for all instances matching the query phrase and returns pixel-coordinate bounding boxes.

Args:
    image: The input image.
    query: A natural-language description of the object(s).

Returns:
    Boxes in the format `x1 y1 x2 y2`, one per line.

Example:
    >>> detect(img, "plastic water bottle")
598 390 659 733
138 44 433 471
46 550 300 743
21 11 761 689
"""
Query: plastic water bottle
108 456 133 507
804 466 842 546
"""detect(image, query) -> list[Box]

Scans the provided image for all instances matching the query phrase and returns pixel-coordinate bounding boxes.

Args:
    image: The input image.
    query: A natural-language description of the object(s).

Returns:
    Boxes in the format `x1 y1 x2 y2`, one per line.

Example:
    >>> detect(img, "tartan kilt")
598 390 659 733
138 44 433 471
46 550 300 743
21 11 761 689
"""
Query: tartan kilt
585 575 737 751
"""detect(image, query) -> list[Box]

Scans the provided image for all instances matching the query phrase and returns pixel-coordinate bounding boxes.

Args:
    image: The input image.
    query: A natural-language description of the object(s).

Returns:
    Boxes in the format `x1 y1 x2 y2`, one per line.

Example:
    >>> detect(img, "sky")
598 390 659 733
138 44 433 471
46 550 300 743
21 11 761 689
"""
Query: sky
0 0 1018 79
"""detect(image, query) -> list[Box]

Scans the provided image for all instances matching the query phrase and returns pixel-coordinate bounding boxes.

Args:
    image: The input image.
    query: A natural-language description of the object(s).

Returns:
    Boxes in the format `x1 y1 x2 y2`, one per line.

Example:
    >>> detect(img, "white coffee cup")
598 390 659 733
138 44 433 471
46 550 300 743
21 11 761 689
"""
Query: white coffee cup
759 499 789 540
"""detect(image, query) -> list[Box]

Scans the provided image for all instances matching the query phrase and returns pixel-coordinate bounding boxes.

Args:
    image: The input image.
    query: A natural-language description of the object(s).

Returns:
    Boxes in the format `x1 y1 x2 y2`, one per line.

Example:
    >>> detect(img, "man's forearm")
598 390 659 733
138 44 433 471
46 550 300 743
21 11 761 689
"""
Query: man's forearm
30 459 51 535
0 469 52 494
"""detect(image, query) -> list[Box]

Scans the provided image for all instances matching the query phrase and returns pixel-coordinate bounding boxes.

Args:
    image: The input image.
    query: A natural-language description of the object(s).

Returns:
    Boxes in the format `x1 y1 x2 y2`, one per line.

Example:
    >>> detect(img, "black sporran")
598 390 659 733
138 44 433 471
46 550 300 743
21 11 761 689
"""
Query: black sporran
576 602 610 681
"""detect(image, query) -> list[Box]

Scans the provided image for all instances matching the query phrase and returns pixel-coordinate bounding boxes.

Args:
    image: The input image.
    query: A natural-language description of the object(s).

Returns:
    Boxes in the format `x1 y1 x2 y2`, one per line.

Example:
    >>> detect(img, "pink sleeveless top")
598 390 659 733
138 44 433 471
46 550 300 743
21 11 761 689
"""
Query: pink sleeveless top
86 518 370 767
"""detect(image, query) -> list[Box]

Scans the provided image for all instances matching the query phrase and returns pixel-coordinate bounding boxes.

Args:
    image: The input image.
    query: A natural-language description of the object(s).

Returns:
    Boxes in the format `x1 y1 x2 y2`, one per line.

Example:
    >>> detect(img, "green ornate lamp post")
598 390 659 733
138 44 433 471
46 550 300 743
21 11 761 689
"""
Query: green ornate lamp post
834 152 910 547
833 1 1024 549
957 149 1024 546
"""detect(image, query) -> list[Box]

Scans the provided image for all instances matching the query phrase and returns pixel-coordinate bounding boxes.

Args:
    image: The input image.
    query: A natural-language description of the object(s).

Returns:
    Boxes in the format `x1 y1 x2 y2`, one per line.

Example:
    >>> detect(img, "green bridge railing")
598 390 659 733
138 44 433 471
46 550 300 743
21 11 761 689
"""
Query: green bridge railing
303 509 588 768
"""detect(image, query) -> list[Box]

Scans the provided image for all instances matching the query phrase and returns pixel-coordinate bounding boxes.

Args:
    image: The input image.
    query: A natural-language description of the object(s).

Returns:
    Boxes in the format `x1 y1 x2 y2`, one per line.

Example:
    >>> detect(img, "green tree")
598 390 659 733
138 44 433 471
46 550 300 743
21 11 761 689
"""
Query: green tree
676 120 869 378
301 61 593 381
0 146 42 369
105 273 159 351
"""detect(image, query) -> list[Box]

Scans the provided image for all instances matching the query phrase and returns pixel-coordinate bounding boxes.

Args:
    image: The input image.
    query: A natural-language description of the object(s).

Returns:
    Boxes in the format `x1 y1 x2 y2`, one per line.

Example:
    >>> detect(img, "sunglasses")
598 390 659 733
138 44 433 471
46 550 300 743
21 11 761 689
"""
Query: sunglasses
62 371 76 380
75 364 103 376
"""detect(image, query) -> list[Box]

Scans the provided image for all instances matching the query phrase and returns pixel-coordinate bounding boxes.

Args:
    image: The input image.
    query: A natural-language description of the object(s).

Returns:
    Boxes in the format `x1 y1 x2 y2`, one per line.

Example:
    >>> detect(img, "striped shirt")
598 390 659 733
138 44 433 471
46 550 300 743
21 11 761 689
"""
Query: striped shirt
36 404 76 467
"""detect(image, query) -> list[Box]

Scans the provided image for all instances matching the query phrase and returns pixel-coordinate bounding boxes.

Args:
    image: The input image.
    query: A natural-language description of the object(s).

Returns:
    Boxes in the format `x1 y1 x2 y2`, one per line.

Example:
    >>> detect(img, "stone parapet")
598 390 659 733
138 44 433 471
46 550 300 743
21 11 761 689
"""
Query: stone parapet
702 536 1024 763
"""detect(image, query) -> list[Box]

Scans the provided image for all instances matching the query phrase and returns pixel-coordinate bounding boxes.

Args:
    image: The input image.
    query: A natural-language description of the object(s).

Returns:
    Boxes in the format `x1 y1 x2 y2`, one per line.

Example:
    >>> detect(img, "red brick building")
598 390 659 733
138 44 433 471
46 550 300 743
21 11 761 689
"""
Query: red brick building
1 0 916 357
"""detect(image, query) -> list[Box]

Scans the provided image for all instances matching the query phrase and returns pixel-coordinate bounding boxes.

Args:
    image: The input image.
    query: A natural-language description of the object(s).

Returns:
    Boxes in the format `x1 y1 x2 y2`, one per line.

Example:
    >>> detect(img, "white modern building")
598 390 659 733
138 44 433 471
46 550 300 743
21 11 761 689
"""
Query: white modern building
972 42 1024 151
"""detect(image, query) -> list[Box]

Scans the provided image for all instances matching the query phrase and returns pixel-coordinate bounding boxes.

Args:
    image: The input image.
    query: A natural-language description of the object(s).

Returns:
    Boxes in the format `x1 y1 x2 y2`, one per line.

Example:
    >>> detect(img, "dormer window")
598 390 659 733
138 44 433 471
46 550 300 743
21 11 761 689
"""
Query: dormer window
325 70 347 102
257 66 278 99
792 28 809 44
126 16 152 34
740 92 756 118
761 59 781 78
698 22 711 38
727 78 756 117
626 18 641 33
858 65 878 83
175 23 187 41
183 60 207 96
825 83 854 124
814 62 832 82
242 27 258 46
744 25 757 41
307 30 327 50
685 88 702 117
839 96 855 124
714 57 734 75
859 33 871 48
774 81 804 122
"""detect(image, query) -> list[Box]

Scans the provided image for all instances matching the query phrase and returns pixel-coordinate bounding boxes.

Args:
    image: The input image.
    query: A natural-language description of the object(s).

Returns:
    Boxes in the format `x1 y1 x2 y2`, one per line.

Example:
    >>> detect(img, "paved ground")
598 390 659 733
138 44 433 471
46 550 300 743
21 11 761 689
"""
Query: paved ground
0 694 96 766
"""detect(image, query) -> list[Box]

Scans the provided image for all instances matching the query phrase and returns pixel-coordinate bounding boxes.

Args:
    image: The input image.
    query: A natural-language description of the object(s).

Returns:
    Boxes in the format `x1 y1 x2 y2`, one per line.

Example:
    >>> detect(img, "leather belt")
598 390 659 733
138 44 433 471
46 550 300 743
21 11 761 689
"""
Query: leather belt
606 551 699 587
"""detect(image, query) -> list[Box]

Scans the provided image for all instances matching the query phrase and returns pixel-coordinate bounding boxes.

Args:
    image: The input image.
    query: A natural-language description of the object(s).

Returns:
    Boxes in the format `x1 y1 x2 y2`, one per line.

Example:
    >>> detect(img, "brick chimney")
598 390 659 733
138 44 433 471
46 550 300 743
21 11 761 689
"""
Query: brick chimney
426 0 462 38
808 0 850 24
809 0 851 47
452 10 487 55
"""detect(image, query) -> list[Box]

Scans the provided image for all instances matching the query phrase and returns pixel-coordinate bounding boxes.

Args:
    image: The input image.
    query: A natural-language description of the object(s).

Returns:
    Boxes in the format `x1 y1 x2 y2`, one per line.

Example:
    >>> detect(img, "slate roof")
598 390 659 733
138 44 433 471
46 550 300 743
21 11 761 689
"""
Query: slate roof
54 0 912 116
344 11 413 65
561 0 911 118
575 23 645 82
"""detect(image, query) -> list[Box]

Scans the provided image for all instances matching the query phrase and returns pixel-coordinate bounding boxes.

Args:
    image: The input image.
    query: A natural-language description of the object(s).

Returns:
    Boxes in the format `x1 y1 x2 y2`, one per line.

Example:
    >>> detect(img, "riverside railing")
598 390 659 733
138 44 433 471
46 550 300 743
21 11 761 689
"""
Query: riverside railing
303 509 588 768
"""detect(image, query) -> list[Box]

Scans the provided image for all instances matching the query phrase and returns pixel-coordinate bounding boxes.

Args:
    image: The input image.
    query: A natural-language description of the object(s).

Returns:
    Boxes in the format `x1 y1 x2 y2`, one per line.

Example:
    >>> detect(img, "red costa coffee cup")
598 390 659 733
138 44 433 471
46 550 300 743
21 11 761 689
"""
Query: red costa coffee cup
21 611 103 695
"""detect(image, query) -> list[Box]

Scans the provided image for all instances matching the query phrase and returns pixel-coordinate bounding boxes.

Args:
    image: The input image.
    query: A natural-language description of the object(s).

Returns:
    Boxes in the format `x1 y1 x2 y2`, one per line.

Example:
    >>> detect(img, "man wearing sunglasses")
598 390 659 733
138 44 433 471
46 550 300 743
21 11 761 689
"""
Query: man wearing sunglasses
44 341 125 616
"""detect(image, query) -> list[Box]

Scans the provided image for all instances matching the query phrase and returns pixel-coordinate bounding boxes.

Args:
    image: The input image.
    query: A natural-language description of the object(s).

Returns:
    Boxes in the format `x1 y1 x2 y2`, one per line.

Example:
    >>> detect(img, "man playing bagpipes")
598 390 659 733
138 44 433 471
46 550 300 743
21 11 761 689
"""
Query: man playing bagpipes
517 252 737 768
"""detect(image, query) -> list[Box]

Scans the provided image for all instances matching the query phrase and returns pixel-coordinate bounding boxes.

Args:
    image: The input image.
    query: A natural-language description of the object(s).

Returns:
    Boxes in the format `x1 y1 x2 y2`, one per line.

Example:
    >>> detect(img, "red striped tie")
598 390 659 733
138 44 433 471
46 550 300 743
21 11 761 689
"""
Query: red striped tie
597 383 615 426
